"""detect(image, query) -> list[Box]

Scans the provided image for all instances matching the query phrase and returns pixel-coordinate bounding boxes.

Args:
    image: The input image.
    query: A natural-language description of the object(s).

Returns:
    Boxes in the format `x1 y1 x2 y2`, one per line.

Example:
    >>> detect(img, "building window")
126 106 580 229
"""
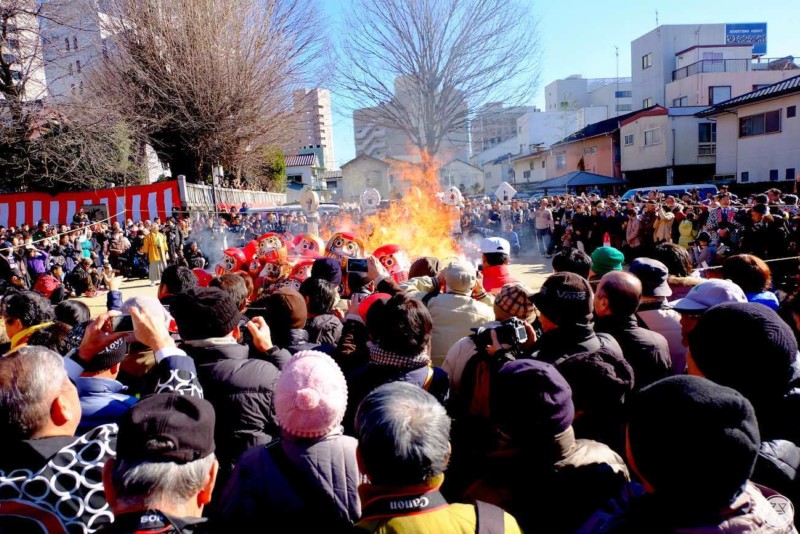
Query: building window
529 161 534 170
65 37 70 51
76 60 81 73
739 110 781 137
541 161 545 168
643 98 654 108
624 133 634 146
10 69 21 81
709 86 731 105
616 104 632 112
753 84 770 91
644 128 662 146
642 53 653 69
786 168 796 181
7 39 19 50
2 53 16 64
788 106 797 118
673 96 688 107
79 81 83 94
523 170 531 180
698 123 716 143
770 169 779 182
615 90 632 98
556 153 566 170
68 63 73 75
583 147 597 155
741 171 749 182
485 172 492 180
73 36 78 50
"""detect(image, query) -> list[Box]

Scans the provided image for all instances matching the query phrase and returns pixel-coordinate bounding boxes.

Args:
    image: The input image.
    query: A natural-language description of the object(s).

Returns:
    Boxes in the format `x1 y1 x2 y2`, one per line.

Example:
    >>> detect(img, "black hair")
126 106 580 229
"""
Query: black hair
27 321 73 355
551 248 592 279
299 277 338 315
210 273 248 311
483 252 509 267
654 243 693 278
54 300 90 327
367 294 431 355
723 254 771 294
2 291 54 328
160 265 198 295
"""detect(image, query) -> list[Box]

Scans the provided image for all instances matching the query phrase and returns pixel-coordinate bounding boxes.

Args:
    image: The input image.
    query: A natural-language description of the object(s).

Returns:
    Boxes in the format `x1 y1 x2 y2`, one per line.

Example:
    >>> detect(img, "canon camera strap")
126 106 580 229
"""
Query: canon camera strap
360 490 449 521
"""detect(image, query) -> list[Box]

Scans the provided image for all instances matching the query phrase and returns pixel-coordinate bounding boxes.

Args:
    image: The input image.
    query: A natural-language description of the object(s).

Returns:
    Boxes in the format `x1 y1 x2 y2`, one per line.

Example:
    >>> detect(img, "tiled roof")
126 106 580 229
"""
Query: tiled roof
698 74 800 116
285 154 320 167
552 107 654 147
320 170 342 179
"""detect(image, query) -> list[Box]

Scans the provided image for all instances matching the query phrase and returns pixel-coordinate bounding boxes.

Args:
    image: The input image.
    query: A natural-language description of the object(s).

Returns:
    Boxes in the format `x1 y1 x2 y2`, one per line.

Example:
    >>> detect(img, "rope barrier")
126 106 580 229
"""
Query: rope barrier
0 210 127 254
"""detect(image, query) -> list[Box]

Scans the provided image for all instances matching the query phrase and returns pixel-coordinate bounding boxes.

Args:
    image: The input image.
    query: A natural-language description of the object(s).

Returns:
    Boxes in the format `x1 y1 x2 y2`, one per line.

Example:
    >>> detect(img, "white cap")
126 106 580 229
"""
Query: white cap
480 237 511 255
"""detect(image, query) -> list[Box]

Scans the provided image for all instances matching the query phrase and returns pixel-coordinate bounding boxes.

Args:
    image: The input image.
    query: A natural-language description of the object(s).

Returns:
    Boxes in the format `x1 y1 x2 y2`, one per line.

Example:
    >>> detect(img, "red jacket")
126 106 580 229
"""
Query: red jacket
482 265 518 294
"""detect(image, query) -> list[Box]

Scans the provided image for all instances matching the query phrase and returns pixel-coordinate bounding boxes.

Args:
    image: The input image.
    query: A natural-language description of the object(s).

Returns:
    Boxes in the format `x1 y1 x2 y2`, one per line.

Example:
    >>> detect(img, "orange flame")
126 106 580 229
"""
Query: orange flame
336 153 463 261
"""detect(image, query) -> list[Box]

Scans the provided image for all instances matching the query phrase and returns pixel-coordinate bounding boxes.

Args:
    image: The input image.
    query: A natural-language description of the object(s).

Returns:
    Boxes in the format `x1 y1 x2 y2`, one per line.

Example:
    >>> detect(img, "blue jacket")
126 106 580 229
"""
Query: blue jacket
75 376 137 434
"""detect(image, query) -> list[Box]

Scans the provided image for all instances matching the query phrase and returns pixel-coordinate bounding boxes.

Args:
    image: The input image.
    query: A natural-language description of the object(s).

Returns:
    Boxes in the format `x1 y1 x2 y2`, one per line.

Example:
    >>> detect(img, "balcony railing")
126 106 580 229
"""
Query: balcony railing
698 142 716 156
672 56 798 81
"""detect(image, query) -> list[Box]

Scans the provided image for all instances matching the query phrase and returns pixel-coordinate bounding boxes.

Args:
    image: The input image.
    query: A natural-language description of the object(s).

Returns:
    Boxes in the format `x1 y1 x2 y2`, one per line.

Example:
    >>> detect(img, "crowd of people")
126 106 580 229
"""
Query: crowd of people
1 184 800 533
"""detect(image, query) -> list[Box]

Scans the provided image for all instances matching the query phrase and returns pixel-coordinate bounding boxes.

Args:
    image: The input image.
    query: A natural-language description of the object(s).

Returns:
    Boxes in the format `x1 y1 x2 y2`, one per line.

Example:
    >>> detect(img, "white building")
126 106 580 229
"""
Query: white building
285 88 336 169
353 76 469 162
440 159 484 196
699 75 800 184
2 0 48 102
631 23 781 111
39 0 116 100
339 154 392 204
470 102 537 155
545 75 633 116
619 105 717 186
285 153 322 200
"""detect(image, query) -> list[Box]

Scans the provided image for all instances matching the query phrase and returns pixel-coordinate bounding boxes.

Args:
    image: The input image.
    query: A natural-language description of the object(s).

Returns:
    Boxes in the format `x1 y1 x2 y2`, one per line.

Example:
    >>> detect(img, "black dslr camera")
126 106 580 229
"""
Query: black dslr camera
472 317 528 348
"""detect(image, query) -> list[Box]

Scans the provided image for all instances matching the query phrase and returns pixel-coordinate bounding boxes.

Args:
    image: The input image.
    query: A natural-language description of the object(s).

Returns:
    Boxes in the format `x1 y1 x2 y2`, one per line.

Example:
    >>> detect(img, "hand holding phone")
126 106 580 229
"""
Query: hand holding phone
106 314 134 333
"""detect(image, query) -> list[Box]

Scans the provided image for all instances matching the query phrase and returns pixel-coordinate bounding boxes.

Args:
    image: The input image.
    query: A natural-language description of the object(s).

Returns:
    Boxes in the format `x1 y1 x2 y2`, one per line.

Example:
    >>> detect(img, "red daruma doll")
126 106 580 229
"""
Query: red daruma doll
215 248 246 275
372 244 411 283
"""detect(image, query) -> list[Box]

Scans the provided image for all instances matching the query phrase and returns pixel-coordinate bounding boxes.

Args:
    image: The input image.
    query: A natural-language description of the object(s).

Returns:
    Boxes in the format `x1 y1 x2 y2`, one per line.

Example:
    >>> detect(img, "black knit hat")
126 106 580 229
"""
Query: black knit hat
66 320 127 372
627 376 759 506
117 393 215 463
171 287 241 340
311 258 342 287
530 272 593 325
688 302 798 404
492 359 574 443
264 287 308 332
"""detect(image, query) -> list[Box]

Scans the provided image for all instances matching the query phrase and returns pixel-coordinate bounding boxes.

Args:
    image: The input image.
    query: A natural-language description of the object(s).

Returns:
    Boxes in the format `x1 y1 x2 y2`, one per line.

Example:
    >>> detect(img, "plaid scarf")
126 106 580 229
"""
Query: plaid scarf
368 341 430 370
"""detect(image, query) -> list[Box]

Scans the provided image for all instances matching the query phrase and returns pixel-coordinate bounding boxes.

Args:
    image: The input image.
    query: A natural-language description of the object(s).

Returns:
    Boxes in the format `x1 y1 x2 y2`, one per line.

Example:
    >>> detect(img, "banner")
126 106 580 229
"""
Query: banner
726 23 767 56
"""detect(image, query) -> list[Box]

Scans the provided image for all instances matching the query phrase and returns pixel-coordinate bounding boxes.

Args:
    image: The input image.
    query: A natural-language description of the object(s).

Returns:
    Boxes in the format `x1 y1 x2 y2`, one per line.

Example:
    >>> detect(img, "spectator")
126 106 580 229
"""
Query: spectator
552 247 592 279
101 394 218 533
723 254 780 310
466 359 629 533
480 237 519 294
652 242 702 300
24 244 49 282
526 272 623 365
624 208 642 262
354 382 522 533
629 258 686 373
557 347 634 455
33 263 67 304
211 273 249 312
300 277 343 346
261 287 318 355
688 302 800 508
593 271 672 389
218 351 360 531
532 199 555 256
343 293 449 433
581 376 795 533
171 286 281 473
589 246 624 283
26 320 73 354
670 279 747 348
158 265 199 307
55 299 91 327
501 222 521 258
2 290 54 352
426 261 494 367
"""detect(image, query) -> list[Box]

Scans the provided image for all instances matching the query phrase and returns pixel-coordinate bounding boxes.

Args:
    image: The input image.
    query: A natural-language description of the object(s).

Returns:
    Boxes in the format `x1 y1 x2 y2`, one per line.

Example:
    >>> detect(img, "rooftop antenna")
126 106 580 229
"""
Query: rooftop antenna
655 9 659 27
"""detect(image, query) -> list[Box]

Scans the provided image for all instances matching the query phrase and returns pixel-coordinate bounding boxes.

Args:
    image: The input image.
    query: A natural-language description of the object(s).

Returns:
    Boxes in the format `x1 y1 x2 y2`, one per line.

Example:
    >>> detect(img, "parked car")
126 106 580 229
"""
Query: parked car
620 183 718 201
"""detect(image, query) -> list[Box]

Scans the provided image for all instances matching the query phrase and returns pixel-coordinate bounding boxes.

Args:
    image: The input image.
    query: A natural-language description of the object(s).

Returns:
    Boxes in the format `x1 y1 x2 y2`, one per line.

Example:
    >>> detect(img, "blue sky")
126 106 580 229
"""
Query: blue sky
323 0 799 168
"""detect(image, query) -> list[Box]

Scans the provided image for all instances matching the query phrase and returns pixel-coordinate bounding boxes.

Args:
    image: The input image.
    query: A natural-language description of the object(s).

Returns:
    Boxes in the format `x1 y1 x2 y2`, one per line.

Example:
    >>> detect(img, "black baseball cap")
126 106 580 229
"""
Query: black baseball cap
530 272 593 325
117 394 216 463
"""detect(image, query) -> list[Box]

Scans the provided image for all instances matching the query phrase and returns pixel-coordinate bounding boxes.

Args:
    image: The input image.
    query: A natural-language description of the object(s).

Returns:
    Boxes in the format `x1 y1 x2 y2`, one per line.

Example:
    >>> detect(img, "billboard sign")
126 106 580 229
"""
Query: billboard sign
726 23 767 56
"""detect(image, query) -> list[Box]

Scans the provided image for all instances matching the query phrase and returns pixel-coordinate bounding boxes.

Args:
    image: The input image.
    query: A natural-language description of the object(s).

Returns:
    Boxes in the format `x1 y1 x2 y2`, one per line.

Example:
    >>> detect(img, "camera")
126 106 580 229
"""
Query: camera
472 317 528 348
346 258 368 273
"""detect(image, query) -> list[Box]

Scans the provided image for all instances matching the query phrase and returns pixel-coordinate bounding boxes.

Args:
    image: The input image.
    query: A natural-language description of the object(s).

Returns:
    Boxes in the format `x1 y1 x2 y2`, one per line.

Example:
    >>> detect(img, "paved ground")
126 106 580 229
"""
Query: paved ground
78 252 554 317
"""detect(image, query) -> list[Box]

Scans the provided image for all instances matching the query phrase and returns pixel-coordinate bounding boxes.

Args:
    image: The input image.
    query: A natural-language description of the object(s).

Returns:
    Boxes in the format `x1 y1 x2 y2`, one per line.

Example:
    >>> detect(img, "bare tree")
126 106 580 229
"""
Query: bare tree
337 0 541 163
90 0 327 183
